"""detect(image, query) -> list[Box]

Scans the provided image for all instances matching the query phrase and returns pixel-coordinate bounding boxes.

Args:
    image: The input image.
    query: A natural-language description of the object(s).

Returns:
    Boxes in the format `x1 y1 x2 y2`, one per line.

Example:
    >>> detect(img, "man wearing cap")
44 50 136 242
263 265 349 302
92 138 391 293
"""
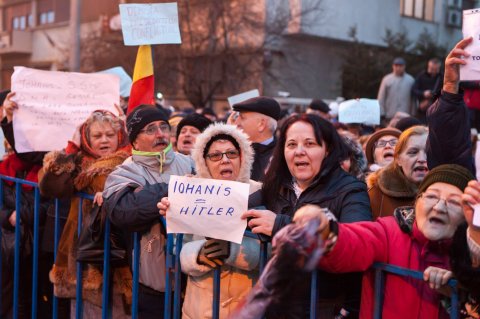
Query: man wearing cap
233 96 280 181
307 99 331 120
377 57 415 123
103 104 194 318
176 113 212 155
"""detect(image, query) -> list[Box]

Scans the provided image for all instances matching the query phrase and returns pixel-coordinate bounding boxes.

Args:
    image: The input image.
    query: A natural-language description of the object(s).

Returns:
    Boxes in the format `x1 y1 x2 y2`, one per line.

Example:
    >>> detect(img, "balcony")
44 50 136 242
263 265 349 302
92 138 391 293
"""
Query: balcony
0 29 32 55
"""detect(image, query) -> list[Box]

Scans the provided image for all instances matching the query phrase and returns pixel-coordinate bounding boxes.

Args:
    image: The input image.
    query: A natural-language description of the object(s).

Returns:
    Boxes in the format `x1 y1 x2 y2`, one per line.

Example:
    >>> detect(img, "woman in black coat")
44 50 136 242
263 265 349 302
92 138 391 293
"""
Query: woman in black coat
243 114 372 318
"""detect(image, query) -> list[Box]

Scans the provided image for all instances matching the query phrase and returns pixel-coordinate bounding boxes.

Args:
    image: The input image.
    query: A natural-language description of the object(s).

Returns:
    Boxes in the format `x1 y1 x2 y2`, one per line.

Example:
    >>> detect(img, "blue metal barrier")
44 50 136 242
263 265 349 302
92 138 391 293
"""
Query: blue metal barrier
0 176 467 319
372 262 460 319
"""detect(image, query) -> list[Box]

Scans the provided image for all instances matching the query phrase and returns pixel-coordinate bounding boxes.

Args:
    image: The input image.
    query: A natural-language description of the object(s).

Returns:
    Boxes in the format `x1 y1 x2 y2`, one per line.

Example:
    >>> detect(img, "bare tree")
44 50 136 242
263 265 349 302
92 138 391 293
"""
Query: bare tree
80 0 323 108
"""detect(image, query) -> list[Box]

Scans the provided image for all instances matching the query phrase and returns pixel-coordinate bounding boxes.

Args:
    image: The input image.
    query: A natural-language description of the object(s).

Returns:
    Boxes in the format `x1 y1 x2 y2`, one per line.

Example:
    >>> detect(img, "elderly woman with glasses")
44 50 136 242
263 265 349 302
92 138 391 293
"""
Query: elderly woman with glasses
158 123 262 319
292 163 475 319
367 125 429 219
39 109 132 318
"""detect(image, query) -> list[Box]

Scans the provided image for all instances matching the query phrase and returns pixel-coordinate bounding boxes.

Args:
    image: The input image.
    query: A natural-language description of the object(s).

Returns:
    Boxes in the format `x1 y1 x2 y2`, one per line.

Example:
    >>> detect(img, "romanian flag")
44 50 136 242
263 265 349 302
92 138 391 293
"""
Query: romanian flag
127 45 155 114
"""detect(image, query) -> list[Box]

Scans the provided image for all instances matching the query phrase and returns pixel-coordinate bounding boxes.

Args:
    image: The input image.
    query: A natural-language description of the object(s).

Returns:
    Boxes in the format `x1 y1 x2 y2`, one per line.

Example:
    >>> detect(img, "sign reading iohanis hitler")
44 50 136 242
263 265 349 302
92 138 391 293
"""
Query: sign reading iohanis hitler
166 175 250 244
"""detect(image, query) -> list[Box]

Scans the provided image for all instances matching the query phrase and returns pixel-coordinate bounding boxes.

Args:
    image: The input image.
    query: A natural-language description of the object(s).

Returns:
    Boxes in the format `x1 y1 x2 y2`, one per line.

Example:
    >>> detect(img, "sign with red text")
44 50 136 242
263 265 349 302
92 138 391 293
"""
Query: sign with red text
11 66 119 153
119 3 181 46
166 175 250 244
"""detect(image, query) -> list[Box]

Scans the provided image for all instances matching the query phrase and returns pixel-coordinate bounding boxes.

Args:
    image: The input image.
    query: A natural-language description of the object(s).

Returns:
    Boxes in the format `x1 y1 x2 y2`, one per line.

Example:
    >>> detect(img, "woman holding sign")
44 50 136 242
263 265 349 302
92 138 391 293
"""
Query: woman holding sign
39 109 132 318
241 113 372 318
158 123 262 319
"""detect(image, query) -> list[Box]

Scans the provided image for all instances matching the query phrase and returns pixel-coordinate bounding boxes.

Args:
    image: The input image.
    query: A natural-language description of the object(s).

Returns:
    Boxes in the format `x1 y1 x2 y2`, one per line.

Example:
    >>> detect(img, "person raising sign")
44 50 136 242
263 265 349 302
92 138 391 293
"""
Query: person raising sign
158 123 262 319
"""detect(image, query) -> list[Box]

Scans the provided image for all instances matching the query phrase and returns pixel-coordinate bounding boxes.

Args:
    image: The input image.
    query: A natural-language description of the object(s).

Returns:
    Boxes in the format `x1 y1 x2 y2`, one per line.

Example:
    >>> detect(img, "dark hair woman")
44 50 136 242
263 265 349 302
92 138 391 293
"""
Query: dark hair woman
242 113 372 317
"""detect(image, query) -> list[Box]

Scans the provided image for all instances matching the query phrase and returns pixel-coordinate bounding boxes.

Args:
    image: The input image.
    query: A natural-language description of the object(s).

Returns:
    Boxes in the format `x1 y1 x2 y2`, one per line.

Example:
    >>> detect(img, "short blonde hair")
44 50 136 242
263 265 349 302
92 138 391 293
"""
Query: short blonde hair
393 125 428 168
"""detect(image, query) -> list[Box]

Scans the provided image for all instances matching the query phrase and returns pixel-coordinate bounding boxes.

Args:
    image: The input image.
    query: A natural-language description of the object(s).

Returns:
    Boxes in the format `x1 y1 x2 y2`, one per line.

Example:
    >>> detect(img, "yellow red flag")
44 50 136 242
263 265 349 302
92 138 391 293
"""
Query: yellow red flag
127 45 155 114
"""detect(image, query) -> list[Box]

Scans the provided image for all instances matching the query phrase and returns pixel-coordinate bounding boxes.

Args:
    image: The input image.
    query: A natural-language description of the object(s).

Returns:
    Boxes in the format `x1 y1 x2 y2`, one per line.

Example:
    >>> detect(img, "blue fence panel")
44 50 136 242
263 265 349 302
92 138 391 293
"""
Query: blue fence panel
372 262 459 319
0 176 468 319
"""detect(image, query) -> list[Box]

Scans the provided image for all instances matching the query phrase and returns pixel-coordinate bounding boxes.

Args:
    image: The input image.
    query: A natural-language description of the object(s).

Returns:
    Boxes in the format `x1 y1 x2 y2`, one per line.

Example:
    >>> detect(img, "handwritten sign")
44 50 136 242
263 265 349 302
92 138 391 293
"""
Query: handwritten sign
166 175 250 244
228 89 260 108
11 66 119 153
338 98 380 125
119 3 181 46
461 9 480 81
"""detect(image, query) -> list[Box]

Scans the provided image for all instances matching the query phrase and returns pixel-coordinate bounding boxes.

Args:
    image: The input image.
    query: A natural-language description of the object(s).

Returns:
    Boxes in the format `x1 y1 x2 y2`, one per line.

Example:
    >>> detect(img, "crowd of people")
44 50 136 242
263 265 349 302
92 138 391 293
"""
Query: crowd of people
0 38 478 319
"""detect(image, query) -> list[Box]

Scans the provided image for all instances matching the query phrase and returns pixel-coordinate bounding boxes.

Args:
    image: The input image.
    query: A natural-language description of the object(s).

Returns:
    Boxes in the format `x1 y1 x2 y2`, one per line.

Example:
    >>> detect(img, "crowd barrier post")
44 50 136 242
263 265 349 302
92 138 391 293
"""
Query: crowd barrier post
52 198 60 319
75 198 84 319
13 182 22 319
173 233 183 319
131 232 140 319
372 262 459 319
31 187 41 319
102 217 112 319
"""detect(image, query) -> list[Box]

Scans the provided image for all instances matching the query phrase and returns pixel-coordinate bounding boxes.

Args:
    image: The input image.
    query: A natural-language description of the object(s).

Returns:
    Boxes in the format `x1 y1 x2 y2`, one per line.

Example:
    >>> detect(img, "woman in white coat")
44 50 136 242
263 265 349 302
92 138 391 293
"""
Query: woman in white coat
159 123 262 318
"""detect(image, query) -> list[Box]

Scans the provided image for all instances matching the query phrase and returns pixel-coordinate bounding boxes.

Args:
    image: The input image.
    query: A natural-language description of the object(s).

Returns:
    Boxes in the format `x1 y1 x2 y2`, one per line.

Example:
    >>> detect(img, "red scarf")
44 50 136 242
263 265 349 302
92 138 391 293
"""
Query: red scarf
0 153 41 191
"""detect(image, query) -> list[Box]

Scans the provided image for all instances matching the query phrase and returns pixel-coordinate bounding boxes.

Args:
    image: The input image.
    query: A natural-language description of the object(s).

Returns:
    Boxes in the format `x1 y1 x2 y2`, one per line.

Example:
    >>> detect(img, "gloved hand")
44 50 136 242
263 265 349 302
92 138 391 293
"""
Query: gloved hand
197 238 230 268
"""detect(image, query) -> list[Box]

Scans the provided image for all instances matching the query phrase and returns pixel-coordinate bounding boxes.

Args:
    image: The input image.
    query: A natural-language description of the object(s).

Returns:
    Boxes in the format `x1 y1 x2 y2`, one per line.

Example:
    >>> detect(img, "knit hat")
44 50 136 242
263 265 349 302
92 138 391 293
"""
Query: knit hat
418 164 475 194
176 113 212 140
126 104 169 144
365 128 402 164
233 96 281 120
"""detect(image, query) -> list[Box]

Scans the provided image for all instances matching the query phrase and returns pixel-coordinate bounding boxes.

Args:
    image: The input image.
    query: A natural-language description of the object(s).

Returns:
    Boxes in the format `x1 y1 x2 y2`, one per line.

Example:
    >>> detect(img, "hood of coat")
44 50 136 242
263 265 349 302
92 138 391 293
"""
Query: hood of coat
191 123 253 183
367 163 418 198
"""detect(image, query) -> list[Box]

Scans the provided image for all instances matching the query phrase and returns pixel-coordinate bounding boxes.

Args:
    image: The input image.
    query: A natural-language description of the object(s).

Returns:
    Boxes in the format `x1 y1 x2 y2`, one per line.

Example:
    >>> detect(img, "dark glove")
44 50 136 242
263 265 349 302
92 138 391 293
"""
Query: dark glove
197 238 230 268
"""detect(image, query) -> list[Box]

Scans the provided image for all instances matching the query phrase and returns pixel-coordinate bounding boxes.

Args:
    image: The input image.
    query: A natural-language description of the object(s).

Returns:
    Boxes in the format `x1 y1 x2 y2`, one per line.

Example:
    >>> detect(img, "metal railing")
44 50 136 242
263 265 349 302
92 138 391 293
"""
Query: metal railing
0 176 462 319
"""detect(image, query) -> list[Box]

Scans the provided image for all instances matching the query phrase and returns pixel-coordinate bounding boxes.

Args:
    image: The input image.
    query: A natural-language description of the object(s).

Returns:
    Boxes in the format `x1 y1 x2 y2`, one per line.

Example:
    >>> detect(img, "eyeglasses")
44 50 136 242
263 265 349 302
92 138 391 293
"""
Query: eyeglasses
374 139 397 148
139 123 170 135
205 150 240 161
420 192 463 214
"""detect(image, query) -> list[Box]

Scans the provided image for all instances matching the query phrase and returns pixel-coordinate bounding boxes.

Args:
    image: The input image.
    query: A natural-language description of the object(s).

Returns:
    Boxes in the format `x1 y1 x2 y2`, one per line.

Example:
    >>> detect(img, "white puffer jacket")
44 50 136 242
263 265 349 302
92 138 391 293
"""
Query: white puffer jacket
181 123 262 319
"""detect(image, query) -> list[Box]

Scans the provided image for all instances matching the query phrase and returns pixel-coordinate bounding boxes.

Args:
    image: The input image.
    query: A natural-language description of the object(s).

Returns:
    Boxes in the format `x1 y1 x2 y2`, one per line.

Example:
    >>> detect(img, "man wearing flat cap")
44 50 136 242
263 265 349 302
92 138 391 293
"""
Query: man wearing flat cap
377 57 415 123
103 104 194 317
233 96 280 181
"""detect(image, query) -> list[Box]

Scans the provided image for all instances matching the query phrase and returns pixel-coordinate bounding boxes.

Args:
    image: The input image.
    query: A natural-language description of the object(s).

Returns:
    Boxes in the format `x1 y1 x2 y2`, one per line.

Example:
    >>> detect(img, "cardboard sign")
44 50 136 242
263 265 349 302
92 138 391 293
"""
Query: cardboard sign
119 3 181 46
338 98 380 125
461 9 480 81
11 66 119 153
227 89 260 107
166 175 250 244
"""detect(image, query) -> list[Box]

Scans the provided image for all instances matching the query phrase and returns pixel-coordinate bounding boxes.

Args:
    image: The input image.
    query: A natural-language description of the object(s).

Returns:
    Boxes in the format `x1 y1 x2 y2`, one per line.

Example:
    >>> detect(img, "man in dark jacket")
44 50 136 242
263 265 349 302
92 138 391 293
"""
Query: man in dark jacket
103 105 194 319
412 58 442 123
233 96 280 182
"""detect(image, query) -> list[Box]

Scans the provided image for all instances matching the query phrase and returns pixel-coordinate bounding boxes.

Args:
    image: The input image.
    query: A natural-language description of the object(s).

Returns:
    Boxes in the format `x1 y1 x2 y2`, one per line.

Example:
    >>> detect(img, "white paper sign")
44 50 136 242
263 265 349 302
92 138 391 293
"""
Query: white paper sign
461 9 480 81
474 204 480 227
338 98 380 125
119 3 181 46
228 89 260 107
166 175 250 244
11 66 119 153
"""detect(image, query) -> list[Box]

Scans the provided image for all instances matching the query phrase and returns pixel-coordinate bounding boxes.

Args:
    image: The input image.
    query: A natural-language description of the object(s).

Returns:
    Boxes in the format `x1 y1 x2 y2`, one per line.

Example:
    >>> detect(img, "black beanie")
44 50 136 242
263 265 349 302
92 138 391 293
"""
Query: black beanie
176 113 212 140
126 104 169 144
418 164 475 194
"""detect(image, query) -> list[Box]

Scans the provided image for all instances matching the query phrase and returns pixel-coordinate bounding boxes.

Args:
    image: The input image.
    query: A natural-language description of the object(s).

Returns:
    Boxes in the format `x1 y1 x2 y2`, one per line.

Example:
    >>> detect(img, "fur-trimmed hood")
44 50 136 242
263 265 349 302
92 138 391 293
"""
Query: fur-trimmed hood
367 164 418 198
191 123 253 183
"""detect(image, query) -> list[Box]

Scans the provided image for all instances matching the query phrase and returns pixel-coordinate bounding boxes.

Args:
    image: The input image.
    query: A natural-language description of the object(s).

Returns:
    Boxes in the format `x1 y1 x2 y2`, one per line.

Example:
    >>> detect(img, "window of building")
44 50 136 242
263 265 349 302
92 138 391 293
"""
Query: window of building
28 14 34 27
12 17 19 30
47 11 54 23
19 16 26 30
400 0 435 21
39 12 47 25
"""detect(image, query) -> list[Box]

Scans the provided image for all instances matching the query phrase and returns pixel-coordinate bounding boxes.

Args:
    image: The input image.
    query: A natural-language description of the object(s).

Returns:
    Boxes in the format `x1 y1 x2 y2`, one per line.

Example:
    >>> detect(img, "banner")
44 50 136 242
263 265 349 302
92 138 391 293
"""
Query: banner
166 175 250 244
119 3 181 45
11 66 119 153
338 98 380 125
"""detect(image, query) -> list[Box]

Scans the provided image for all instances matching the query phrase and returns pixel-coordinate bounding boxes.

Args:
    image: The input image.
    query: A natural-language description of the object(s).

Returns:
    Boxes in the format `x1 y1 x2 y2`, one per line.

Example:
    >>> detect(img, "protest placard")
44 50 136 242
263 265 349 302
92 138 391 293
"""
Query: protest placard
11 66 119 153
461 9 480 81
119 3 181 46
338 98 380 125
227 89 260 107
166 175 250 244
